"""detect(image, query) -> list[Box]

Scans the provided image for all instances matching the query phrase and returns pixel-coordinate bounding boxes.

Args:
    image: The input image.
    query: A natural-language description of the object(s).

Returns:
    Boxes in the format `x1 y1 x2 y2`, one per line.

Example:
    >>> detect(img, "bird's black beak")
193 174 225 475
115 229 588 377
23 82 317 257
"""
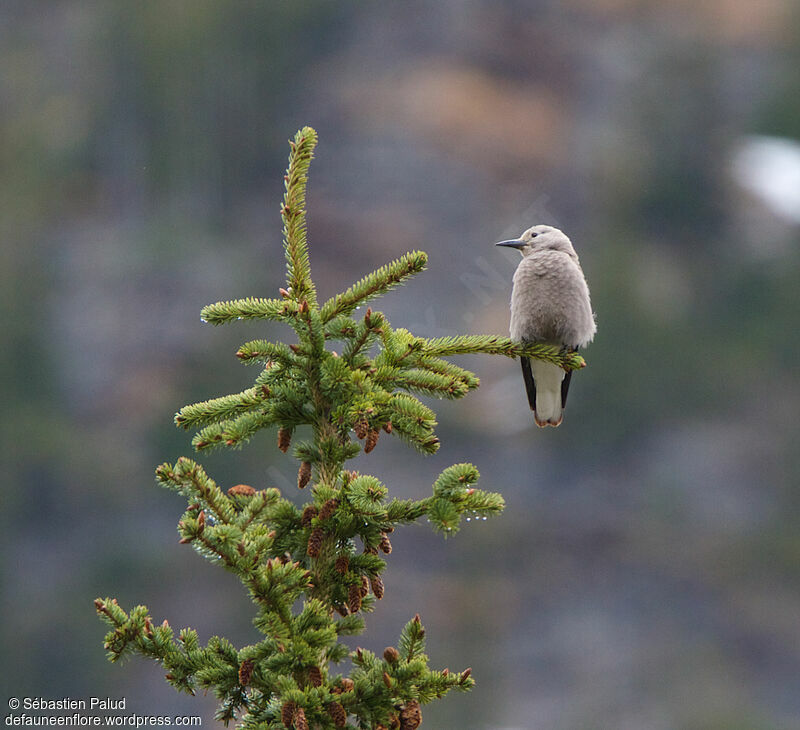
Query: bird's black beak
495 239 526 249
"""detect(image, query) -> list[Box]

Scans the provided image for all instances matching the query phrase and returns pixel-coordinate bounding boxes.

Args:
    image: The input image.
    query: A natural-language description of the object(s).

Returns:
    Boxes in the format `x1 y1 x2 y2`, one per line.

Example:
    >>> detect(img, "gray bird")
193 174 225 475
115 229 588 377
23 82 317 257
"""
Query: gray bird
496 225 596 427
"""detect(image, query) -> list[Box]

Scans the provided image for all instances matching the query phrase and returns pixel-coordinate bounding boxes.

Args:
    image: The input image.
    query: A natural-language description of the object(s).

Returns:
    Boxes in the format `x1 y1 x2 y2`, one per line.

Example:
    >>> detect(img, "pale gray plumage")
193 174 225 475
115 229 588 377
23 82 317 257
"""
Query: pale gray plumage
496 224 596 427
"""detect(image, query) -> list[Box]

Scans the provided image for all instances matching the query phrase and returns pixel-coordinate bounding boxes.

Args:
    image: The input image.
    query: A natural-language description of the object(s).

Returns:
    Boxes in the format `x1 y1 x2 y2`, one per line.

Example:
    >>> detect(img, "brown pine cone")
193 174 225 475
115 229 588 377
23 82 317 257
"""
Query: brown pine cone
348 583 362 613
370 575 384 599
307 527 324 558
293 707 308 730
277 427 292 453
327 702 347 728
238 658 254 686
400 700 422 730
364 428 380 453
318 498 339 521
340 678 354 692
280 701 295 728
307 665 322 687
383 646 400 663
301 504 318 527
297 461 312 489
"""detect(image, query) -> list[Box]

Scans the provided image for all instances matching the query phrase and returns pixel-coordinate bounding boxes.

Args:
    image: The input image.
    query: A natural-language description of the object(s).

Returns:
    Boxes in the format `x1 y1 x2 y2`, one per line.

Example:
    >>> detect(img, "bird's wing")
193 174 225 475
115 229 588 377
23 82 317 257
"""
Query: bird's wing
560 369 572 408
520 357 537 411
560 347 577 407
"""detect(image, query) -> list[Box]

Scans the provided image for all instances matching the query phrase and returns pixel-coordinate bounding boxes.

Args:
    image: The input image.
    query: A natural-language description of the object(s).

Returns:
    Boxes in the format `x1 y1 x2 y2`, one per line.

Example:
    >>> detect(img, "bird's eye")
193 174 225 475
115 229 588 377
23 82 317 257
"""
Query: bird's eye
529 232 538 239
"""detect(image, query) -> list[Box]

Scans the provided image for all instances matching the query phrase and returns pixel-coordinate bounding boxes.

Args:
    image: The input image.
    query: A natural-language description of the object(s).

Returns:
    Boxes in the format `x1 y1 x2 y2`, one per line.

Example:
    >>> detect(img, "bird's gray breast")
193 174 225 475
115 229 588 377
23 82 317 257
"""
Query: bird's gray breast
509 250 595 347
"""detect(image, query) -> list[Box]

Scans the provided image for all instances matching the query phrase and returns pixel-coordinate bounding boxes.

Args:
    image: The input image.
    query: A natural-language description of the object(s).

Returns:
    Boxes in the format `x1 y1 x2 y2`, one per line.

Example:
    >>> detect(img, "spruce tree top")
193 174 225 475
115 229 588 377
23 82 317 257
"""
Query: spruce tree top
96 127 585 730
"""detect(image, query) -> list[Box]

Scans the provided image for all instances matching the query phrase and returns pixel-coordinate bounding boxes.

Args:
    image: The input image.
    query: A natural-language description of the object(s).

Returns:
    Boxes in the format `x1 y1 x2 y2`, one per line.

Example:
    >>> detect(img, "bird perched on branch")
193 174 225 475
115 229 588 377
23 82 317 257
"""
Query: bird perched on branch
496 225 596 427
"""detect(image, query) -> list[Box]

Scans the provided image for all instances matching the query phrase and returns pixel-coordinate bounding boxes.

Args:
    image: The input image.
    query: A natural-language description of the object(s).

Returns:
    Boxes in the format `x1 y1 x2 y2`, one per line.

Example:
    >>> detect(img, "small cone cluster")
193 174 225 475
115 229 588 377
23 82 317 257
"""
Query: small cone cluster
364 428 380 453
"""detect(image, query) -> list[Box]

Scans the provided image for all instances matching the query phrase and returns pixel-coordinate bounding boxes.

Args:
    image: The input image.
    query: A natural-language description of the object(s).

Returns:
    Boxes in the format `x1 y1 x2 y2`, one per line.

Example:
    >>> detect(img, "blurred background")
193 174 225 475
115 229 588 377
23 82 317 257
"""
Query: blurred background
2 2 800 728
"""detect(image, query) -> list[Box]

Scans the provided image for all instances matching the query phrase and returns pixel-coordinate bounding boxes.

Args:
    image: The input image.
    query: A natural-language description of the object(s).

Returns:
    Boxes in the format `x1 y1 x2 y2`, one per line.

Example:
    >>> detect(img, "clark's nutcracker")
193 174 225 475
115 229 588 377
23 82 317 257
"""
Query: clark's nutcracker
496 225 596 427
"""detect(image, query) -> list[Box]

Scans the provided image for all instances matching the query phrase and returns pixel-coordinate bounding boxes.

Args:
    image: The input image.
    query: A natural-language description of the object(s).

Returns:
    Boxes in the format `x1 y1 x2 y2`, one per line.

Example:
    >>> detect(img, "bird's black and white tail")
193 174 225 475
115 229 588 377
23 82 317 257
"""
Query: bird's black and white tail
520 356 573 428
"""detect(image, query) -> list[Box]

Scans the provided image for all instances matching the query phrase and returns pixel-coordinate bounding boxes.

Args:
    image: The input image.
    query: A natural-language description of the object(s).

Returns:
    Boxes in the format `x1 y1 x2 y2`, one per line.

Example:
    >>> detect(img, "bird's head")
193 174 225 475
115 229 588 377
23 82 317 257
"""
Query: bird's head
495 224 576 259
